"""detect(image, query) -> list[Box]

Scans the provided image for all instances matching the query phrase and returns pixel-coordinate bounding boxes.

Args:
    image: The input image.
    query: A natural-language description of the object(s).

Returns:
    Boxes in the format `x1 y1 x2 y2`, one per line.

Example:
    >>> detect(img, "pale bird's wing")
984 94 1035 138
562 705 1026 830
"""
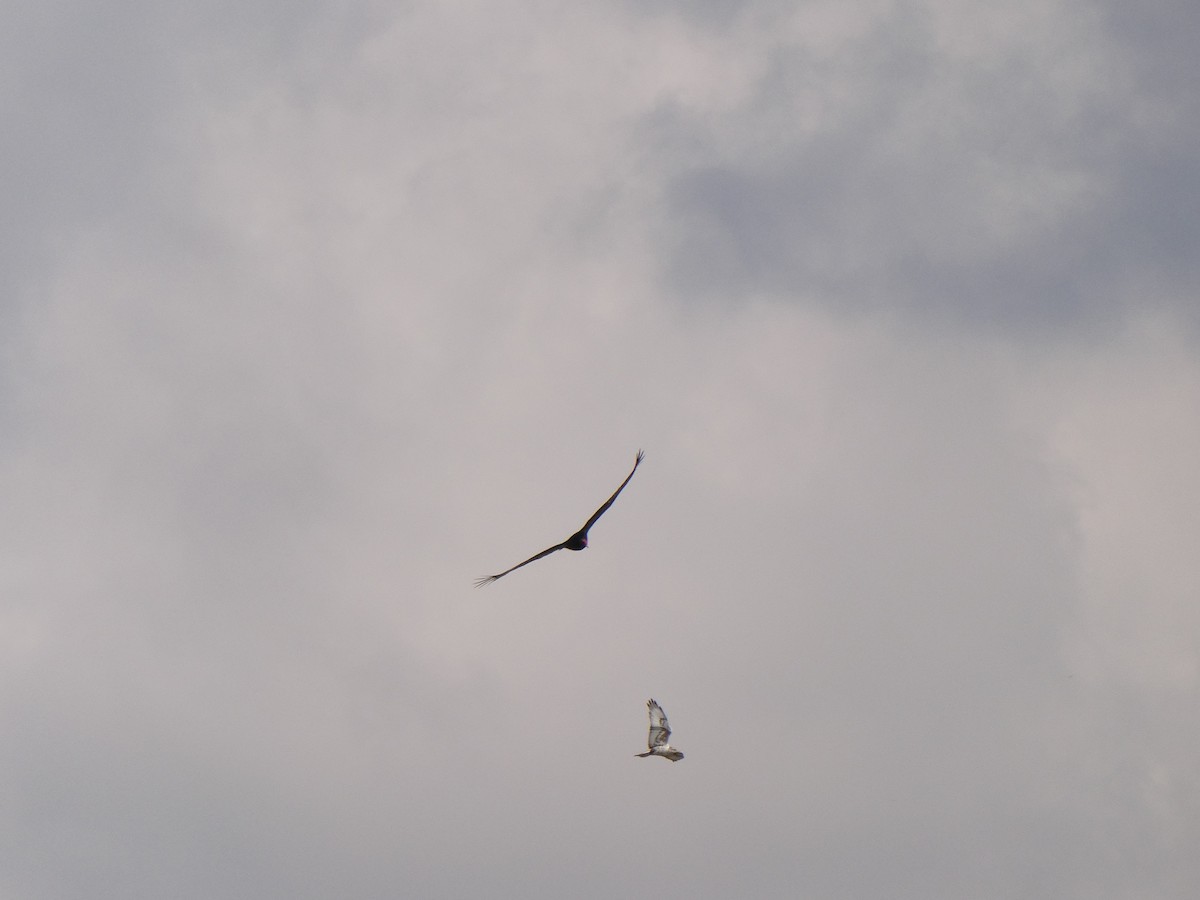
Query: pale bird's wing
578 450 644 537
646 698 672 749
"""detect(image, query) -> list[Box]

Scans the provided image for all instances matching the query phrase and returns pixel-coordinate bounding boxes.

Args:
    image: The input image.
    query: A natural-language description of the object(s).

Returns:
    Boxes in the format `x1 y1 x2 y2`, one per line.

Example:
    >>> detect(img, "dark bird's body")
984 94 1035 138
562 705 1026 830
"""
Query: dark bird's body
475 450 644 586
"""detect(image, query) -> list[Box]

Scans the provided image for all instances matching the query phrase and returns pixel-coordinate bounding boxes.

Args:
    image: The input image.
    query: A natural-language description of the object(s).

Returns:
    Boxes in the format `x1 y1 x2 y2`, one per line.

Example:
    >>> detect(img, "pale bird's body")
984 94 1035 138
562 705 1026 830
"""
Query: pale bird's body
635 698 684 762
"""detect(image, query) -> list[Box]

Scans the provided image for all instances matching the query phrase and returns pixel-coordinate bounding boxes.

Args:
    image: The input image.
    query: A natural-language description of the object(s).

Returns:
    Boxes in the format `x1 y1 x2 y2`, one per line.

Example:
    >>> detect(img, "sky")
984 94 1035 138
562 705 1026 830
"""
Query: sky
2 1 1199 897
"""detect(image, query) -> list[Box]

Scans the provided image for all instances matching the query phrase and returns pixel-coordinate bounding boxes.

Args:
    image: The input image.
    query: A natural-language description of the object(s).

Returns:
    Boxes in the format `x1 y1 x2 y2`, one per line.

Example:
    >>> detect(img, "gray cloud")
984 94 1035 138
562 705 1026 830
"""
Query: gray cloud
651 1 1199 340
3 1 1198 898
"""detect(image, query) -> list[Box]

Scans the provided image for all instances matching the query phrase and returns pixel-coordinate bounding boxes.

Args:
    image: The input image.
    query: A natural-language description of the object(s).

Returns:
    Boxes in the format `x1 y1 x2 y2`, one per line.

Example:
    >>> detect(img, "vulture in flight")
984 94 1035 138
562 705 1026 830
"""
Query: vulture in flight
635 698 684 761
474 450 644 586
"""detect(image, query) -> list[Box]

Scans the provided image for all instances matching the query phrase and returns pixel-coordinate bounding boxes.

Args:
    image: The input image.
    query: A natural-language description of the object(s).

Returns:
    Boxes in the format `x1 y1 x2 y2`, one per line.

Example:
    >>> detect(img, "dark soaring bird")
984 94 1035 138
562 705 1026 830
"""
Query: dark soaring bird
635 698 684 761
474 450 644 586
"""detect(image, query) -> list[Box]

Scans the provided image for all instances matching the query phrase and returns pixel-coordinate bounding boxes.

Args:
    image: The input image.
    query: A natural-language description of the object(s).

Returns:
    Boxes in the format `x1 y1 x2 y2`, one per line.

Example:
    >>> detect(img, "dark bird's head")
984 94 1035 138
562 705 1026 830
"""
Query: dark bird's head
565 532 588 551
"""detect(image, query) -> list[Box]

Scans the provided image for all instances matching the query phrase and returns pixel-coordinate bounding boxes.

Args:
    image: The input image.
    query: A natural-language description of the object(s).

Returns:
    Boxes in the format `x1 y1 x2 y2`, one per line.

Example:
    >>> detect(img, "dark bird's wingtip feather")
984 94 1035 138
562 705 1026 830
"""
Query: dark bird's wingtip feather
473 576 498 588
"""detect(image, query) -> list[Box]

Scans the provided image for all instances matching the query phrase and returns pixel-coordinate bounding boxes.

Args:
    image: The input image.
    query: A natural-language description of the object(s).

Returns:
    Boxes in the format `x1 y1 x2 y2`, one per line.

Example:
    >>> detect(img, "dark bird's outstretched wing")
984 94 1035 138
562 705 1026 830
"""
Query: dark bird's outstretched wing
646 698 672 749
579 449 644 537
474 449 644 587
473 542 568 587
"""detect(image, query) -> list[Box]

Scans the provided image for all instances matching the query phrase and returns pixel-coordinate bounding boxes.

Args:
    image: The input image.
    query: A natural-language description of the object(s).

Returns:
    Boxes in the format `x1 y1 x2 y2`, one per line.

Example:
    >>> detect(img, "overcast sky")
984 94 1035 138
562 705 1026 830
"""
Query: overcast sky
3 1 1199 897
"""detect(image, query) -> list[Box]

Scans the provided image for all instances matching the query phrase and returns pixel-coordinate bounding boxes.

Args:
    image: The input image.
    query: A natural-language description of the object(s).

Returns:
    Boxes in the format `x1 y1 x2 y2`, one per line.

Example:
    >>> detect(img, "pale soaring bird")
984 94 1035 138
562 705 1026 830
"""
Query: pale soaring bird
474 450 644 587
635 698 684 761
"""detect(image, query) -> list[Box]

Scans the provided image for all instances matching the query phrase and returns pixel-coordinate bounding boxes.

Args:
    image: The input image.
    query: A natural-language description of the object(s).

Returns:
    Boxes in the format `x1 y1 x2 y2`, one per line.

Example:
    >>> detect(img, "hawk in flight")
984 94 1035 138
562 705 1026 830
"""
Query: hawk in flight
635 698 684 761
474 450 644 586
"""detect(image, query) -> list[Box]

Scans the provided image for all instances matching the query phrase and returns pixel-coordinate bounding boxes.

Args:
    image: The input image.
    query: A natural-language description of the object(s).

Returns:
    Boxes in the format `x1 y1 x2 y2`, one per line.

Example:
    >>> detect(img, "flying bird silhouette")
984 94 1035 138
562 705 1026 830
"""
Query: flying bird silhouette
635 698 684 761
474 450 644 586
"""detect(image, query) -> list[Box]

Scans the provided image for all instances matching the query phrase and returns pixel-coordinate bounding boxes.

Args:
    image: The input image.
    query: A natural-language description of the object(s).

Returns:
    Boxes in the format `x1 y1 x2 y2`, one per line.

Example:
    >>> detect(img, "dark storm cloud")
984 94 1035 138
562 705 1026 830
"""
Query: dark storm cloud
653 2 1200 339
